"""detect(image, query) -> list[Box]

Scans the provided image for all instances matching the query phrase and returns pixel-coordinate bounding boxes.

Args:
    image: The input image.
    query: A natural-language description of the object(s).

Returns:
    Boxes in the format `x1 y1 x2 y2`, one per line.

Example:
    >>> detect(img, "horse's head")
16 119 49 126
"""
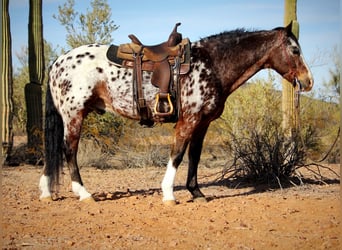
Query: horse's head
268 23 313 92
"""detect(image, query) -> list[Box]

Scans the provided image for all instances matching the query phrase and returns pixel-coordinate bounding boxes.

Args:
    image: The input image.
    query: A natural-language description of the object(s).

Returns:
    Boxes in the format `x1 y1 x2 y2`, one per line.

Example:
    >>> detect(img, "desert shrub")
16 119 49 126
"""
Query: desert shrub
68 112 174 169
77 138 113 169
300 95 340 163
113 121 173 168
81 112 124 154
116 144 169 168
217 76 324 185
227 123 316 185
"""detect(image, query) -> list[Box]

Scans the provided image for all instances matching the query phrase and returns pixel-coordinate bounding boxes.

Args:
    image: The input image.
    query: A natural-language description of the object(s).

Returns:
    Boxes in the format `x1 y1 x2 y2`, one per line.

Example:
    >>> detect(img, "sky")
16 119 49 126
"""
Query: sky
8 0 341 92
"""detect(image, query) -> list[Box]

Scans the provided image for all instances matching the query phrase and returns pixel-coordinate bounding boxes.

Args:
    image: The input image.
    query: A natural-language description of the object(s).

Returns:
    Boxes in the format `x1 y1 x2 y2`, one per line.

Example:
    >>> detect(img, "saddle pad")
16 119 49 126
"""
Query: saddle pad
106 44 152 64
106 45 123 65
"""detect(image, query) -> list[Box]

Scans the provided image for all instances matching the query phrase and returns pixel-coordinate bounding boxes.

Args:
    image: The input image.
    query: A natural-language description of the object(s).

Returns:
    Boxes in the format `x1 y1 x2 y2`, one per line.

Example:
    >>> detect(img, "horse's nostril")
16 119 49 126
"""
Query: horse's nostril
308 77 314 88
304 78 314 91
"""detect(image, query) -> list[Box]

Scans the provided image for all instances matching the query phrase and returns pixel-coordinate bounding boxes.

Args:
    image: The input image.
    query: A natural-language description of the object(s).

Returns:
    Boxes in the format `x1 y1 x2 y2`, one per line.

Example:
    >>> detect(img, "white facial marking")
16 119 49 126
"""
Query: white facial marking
298 50 313 84
161 159 177 201
72 181 92 201
289 37 313 87
39 175 51 199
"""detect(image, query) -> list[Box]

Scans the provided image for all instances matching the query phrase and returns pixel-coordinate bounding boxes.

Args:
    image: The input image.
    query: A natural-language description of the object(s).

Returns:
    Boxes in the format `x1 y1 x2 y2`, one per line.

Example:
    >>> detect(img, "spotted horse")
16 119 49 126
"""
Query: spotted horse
40 22 313 204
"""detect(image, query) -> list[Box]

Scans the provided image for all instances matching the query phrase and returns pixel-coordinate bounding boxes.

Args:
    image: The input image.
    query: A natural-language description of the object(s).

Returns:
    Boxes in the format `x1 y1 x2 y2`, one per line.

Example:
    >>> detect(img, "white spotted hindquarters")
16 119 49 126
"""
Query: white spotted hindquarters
161 159 177 202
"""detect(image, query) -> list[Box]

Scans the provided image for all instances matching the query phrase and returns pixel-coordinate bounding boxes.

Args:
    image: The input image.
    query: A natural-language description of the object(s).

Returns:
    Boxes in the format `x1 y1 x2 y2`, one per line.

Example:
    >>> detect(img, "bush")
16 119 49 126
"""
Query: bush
217 76 325 186
78 117 173 169
227 125 310 185
81 112 124 154
113 121 173 168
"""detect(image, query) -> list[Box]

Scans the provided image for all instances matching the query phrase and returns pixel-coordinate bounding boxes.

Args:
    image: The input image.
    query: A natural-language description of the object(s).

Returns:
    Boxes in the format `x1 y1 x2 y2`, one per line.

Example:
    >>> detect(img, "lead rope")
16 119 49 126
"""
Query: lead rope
294 78 301 131
285 23 339 164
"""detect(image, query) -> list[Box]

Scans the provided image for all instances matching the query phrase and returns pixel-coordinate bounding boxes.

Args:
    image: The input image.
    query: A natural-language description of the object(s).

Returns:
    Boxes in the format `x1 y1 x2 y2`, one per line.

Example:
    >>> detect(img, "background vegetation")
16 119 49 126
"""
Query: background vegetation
10 0 340 185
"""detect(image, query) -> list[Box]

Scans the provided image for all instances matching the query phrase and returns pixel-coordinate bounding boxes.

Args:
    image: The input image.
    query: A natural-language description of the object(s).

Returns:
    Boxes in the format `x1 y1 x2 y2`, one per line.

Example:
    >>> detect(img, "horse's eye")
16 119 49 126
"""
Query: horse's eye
292 47 300 55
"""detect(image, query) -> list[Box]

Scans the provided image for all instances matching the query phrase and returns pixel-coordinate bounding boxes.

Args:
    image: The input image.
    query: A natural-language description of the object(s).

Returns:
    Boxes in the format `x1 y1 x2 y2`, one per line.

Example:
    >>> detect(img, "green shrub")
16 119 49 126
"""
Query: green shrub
81 112 124 154
216 76 330 185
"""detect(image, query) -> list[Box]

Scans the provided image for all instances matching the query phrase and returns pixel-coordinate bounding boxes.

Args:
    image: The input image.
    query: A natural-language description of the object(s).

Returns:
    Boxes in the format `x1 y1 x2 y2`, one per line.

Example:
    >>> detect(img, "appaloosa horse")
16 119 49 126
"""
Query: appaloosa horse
40 23 313 204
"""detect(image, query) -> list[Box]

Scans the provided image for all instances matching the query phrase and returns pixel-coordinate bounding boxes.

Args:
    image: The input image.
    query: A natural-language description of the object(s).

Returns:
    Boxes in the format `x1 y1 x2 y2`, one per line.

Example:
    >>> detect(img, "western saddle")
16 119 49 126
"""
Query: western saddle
106 23 190 126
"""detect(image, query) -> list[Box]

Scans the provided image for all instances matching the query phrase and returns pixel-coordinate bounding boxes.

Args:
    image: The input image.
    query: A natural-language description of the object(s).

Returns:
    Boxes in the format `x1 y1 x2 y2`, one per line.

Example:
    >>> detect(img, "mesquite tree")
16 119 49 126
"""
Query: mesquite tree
25 0 44 163
54 0 119 48
1 0 14 160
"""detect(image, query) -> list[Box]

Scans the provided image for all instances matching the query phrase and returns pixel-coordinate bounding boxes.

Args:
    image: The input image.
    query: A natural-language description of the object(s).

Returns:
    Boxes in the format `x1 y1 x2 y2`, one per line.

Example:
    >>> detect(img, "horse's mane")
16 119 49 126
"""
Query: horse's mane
200 27 285 43
194 27 286 61
200 28 259 41
203 28 249 39
197 27 287 53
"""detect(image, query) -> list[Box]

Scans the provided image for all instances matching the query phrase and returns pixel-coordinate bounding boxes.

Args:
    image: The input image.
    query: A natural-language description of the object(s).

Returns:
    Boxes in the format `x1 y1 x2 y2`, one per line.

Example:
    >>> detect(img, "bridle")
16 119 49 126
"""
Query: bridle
279 31 303 108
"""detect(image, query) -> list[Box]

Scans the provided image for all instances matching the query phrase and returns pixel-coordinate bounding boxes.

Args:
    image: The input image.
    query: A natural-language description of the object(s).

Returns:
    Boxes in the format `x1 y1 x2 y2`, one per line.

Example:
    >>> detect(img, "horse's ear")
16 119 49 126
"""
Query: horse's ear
285 21 293 34
285 20 300 39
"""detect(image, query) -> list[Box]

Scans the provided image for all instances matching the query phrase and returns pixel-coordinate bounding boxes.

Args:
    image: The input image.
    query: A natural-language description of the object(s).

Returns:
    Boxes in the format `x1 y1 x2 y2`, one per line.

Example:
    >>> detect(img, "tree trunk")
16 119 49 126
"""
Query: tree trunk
25 0 44 164
1 0 14 161
282 0 299 135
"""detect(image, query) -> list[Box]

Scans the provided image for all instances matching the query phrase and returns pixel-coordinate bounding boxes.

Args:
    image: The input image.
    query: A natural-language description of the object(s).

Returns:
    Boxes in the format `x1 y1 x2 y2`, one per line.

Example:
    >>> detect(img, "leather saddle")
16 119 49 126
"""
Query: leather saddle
106 23 190 126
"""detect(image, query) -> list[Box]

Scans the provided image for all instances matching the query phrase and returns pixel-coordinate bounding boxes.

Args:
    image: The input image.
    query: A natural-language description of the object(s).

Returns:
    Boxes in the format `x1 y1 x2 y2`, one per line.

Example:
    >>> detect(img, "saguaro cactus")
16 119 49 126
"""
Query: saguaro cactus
25 0 44 163
1 0 14 160
282 0 299 135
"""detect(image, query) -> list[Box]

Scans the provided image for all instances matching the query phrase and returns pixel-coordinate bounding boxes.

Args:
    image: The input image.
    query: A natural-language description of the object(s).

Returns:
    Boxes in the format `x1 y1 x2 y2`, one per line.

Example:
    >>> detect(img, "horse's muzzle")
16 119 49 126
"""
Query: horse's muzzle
294 76 313 92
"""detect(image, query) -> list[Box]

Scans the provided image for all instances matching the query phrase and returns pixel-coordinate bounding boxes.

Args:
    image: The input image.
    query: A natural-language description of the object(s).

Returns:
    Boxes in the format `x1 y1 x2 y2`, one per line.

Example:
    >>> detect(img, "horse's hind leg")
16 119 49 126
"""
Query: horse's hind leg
64 114 93 201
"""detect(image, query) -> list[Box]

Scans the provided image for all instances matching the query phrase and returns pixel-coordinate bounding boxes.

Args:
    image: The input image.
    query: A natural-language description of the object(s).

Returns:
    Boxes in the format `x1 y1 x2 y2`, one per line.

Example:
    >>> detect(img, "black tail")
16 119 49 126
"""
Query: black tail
44 83 64 192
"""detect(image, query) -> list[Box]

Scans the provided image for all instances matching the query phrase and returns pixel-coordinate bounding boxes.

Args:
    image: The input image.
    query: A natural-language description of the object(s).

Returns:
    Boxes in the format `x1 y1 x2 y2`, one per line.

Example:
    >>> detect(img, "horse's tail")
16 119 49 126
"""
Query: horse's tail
44 82 64 192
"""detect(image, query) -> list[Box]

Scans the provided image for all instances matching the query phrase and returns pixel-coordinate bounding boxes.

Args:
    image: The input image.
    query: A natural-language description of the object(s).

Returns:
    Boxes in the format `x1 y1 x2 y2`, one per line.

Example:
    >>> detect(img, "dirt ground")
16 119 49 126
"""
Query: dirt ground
2 162 340 250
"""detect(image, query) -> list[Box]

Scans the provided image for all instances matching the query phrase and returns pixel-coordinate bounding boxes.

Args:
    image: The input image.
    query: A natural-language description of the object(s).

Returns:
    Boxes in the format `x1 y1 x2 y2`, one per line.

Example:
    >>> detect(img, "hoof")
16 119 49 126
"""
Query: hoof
40 196 53 202
193 197 208 203
163 200 177 206
81 196 96 203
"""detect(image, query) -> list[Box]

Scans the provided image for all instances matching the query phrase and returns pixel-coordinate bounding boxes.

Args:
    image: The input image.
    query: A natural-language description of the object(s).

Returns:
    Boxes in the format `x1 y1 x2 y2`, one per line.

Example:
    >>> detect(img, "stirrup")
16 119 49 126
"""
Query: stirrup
154 93 174 116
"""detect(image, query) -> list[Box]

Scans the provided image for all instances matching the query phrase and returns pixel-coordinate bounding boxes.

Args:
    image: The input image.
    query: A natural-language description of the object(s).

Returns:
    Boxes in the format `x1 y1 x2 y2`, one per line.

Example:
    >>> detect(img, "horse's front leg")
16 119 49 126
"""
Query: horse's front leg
187 124 210 202
64 119 93 202
161 122 191 205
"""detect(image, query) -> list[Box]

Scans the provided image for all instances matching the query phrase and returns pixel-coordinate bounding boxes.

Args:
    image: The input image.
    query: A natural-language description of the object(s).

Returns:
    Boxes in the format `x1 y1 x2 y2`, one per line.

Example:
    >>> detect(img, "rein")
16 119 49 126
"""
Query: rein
294 79 301 108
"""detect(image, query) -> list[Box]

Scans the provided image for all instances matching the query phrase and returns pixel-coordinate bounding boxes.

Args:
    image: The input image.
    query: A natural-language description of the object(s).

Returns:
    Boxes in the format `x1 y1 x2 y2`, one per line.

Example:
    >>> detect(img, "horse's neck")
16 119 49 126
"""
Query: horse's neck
214 31 278 96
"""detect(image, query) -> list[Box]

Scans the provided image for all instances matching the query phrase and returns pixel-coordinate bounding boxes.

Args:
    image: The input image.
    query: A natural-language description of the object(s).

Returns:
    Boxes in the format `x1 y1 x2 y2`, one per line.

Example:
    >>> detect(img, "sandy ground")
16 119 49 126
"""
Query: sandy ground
2 163 340 249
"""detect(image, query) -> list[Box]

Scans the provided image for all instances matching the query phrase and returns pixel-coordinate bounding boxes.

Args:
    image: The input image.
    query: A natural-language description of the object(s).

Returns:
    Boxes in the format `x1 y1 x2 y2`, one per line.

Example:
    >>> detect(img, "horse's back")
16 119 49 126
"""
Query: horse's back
50 44 110 79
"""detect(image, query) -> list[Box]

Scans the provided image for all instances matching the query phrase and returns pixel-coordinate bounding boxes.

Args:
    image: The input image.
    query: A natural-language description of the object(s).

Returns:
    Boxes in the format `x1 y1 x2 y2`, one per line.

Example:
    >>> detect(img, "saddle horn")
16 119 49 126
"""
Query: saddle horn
167 23 182 47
